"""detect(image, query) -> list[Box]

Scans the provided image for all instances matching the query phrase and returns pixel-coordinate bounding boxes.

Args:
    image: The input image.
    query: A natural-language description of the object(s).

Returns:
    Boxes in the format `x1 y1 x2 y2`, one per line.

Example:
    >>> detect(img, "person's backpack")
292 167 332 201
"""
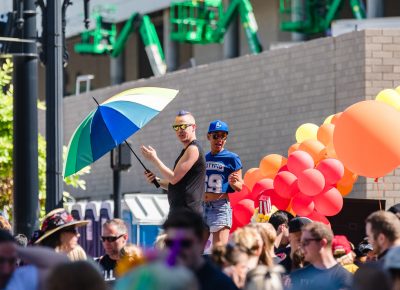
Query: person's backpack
244 265 284 290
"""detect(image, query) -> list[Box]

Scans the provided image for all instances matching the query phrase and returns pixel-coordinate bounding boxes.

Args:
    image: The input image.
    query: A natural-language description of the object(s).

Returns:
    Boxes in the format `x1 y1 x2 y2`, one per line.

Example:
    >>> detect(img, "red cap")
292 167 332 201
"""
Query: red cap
332 235 352 256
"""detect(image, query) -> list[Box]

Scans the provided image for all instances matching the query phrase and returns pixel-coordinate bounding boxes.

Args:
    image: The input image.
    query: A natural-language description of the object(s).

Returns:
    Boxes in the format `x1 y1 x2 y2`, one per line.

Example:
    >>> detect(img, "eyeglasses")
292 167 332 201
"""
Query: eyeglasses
172 124 193 131
101 234 124 243
62 227 79 234
211 133 227 140
300 238 321 247
165 238 194 249
0 257 17 266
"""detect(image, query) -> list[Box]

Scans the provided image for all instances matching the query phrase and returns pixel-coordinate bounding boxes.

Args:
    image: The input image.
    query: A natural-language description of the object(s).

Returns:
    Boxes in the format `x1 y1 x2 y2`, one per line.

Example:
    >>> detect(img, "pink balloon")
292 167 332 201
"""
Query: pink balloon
298 169 325 196
232 199 254 226
316 158 344 185
306 210 331 226
257 189 291 210
249 179 274 201
287 151 315 176
292 193 315 216
314 187 343 216
273 171 298 199
229 185 250 207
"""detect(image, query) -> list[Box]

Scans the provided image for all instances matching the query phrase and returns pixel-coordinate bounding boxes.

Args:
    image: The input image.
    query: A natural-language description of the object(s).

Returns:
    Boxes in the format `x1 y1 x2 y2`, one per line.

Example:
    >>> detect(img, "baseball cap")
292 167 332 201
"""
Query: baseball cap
355 238 373 257
384 246 400 270
208 120 229 134
332 235 352 256
288 217 312 233
388 203 400 215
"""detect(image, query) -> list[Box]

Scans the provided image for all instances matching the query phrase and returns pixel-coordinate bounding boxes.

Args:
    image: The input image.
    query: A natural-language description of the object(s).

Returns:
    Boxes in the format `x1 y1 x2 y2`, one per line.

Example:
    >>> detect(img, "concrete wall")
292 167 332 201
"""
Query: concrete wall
39 29 400 208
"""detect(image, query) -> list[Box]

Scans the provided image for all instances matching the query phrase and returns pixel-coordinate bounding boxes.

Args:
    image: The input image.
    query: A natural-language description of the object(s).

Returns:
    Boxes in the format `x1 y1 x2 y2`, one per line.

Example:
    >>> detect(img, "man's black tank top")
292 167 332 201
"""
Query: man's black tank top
168 140 206 214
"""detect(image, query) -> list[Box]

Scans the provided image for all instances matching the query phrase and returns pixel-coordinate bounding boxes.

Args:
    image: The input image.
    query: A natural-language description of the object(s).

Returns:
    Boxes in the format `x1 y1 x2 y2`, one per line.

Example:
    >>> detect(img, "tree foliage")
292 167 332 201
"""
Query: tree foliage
0 59 90 218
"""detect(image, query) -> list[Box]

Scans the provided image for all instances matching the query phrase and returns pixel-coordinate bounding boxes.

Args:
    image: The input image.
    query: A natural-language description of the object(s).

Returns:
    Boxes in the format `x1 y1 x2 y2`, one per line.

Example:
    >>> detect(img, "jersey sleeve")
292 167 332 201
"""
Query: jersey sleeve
232 154 242 171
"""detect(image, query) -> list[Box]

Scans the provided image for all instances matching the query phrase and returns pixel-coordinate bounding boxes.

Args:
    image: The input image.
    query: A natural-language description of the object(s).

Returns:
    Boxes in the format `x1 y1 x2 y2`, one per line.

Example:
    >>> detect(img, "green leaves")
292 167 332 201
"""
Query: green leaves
0 59 90 219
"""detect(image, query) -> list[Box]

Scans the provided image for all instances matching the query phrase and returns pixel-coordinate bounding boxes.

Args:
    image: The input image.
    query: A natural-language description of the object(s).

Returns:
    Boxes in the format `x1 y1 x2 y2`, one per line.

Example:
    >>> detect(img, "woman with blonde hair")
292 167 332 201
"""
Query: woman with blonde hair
34 208 88 261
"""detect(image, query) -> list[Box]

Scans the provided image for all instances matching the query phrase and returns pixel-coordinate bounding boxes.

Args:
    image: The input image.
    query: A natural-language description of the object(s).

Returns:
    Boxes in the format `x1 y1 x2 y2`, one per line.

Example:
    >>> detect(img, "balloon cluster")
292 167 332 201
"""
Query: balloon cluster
230 85 400 232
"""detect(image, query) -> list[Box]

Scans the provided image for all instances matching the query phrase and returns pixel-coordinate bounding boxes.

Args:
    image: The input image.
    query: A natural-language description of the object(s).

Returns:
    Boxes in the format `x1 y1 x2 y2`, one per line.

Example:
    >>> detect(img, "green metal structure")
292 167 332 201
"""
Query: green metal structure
170 0 262 53
279 0 366 34
75 0 262 76
74 11 166 76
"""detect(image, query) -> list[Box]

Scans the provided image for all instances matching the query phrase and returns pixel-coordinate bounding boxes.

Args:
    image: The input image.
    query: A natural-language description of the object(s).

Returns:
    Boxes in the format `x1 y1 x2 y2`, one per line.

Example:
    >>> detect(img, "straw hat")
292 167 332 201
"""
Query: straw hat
34 208 89 244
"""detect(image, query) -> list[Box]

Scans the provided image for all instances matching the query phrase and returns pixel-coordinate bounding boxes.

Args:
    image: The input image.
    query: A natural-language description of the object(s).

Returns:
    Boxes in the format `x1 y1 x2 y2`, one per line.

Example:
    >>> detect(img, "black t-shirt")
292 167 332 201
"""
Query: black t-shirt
289 263 353 290
276 246 292 273
195 260 239 290
96 254 117 282
168 140 206 214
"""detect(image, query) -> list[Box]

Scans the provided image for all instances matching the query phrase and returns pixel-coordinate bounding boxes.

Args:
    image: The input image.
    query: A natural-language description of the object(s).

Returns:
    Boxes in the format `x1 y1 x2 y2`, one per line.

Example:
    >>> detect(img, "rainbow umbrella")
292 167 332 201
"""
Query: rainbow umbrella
63 87 178 180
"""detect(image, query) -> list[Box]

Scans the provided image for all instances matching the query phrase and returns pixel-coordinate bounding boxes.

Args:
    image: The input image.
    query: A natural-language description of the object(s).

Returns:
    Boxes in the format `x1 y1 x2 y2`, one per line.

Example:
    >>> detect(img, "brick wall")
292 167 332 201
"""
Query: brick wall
39 29 400 208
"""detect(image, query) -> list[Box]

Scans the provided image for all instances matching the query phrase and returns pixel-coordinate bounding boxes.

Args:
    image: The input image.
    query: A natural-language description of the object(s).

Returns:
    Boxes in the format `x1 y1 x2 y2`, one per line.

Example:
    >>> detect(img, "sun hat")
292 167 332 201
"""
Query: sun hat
34 208 89 244
208 120 229 134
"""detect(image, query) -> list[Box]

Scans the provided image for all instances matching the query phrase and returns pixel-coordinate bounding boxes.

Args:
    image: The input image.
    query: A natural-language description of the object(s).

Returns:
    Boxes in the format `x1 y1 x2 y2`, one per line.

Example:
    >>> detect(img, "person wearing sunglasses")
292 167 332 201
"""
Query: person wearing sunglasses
204 120 243 247
34 208 88 261
163 209 238 290
141 110 206 215
96 219 128 283
288 222 352 290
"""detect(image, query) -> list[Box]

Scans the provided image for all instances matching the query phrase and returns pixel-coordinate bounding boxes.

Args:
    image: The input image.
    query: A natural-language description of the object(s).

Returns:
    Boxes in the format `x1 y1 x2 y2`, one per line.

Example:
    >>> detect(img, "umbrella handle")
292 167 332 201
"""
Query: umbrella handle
145 169 161 188
124 141 160 188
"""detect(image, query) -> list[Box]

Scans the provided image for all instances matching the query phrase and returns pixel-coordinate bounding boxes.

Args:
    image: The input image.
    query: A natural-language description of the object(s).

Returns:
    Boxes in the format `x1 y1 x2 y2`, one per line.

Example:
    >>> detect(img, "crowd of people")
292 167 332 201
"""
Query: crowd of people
2 110 400 290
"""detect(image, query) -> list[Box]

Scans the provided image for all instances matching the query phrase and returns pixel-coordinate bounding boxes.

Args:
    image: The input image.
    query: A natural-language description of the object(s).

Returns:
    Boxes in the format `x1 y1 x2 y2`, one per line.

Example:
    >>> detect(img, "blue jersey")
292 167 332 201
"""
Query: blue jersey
205 149 242 194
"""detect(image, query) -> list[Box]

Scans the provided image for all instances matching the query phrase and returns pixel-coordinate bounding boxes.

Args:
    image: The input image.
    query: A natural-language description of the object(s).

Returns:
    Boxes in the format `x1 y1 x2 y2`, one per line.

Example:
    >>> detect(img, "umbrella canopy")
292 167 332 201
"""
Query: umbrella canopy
64 87 179 177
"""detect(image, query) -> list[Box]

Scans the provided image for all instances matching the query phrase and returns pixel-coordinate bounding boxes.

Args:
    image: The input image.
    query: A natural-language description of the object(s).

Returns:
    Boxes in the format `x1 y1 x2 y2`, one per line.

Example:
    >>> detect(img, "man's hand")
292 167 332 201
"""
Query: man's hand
228 170 243 192
141 145 158 162
144 170 156 184
228 172 240 185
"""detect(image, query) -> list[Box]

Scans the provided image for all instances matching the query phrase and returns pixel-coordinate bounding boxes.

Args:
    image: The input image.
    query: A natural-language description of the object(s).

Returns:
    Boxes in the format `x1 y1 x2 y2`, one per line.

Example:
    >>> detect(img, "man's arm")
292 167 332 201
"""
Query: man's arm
141 145 199 185
17 246 69 268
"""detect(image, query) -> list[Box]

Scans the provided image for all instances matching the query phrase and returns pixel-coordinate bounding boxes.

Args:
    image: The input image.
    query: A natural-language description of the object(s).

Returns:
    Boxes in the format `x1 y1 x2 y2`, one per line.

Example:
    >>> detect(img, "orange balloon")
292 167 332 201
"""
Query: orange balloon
331 112 342 125
337 183 353 196
333 100 400 178
298 140 326 164
244 168 265 191
288 143 300 156
259 154 287 177
338 167 358 186
317 124 335 146
325 143 337 159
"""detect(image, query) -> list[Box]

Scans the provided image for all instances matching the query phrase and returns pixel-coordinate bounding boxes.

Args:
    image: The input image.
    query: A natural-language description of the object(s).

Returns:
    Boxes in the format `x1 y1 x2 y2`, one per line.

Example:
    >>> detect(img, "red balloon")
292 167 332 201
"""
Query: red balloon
273 171 298 199
232 199 254 227
249 179 274 201
287 151 314 176
292 193 314 216
316 158 344 185
229 185 250 207
278 165 289 173
298 169 325 196
306 210 331 226
258 188 291 210
314 187 343 216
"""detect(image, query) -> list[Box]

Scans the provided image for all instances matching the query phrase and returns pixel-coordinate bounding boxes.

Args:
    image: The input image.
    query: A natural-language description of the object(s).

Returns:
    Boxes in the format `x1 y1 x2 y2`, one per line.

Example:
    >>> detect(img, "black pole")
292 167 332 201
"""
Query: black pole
13 0 39 237
113 169 122 218
223 0 239 59
45 0 64 212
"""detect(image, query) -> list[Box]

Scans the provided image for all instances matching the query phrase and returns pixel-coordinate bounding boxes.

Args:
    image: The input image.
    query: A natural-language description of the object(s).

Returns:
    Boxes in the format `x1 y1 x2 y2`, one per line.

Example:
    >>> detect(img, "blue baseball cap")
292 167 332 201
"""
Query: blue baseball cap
208 120 229 134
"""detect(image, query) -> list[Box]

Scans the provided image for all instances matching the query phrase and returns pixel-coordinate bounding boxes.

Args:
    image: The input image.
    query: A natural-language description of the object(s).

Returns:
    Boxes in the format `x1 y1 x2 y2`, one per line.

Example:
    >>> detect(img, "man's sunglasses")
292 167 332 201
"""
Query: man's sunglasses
101 234 124 243
211 133 227 140
172 124 193 131
165 238 194 249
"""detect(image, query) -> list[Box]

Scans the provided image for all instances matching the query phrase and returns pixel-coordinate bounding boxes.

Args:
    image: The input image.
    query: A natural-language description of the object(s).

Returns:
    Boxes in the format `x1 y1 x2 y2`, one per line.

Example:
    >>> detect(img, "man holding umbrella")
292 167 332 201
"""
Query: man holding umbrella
141 111 206 215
